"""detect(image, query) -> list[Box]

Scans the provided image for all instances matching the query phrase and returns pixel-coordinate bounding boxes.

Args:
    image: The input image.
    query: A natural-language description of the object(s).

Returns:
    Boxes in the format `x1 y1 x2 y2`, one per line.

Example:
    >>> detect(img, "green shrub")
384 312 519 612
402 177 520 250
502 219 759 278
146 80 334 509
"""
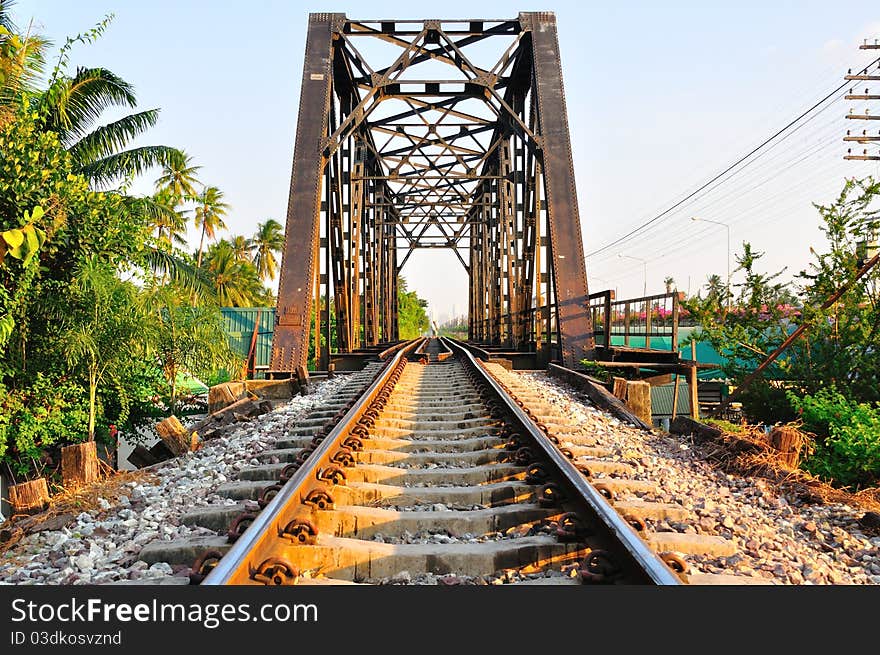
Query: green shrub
739 382 799 425
788 387 880 488
0 374 90 477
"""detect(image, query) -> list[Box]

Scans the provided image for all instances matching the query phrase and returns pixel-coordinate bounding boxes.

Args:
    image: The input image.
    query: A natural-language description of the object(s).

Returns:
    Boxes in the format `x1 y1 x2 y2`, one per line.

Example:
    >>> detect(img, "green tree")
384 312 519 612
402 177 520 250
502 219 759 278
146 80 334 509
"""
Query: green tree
144 284 241 414
686 178 880 423
251 218 284 281
40 66 178 187
229 234 251 261
155 149 201 204
397 276 429 339
194 185 229 267
58 257 145 441
0 1 48 124
203 240 264 306
703 274 726 306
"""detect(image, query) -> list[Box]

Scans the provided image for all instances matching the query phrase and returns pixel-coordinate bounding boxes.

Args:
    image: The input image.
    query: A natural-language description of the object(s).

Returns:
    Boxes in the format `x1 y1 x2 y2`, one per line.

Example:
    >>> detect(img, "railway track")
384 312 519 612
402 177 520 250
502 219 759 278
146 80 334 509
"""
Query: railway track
151 337 751 585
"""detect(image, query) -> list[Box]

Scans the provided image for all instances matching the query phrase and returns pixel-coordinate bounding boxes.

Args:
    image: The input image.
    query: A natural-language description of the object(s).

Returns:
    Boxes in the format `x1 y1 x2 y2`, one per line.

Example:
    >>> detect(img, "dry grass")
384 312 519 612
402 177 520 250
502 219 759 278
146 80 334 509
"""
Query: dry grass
0 468 157 555
694 422 880 514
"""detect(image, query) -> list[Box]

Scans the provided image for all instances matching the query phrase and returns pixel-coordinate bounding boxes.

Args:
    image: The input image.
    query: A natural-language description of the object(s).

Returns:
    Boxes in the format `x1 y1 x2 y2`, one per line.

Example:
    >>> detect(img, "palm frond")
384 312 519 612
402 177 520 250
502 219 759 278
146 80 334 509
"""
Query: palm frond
0 9 49 108
43 67 137 143
68 109 161 166
121 194 179 227
142 247 214 299
0 1 17 31
77 145 179 187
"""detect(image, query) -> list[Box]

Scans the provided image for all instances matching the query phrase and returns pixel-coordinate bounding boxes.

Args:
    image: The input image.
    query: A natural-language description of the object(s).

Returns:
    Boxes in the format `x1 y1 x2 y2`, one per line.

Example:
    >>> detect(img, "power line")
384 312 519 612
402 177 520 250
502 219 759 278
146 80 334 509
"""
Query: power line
586 54 880 259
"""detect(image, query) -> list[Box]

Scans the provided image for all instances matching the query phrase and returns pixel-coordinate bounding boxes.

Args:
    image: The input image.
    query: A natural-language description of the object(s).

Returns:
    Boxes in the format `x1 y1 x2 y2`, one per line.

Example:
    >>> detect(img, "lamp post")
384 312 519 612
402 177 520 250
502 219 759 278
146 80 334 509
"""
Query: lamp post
617 254 647 298
692 217 730 309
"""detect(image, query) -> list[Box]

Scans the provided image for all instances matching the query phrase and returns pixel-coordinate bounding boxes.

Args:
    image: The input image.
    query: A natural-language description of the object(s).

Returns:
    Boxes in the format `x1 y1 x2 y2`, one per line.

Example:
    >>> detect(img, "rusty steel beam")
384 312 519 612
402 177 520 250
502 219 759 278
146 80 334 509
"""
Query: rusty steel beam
271 13 340 372
524 12 594 365
272 12 596 371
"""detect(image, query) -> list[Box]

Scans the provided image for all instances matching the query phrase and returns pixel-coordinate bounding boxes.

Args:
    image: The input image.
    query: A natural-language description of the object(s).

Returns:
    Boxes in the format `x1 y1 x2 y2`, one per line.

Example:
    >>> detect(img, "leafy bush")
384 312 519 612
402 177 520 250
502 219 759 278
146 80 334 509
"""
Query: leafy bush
736 382 799 425
788 387 880 488
0 374 89 477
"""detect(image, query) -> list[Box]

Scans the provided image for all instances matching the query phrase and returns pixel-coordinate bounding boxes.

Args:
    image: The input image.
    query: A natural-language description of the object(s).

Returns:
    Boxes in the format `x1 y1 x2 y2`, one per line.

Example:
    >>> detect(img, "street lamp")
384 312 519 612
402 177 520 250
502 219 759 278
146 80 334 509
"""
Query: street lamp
691 217 730 309
617 253 647 298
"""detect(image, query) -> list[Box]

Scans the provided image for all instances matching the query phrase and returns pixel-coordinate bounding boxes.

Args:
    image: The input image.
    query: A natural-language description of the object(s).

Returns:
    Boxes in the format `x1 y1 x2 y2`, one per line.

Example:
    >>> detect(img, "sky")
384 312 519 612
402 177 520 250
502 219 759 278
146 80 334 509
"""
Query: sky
12 1 880 325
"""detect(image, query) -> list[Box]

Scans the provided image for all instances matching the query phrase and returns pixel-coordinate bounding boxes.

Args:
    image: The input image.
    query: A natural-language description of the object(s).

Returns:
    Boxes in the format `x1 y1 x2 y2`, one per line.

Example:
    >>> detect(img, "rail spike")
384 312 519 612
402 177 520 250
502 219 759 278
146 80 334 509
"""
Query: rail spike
189 550 225 585
249 558 300 585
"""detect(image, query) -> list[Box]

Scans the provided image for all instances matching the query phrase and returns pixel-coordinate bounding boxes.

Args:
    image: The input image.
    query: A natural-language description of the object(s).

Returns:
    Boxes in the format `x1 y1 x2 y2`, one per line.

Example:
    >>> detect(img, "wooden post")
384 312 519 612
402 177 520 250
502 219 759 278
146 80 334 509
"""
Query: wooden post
9 478 50 514
671 292 680 353
612 376 628 400
61 442 99 489
603 291 612 348
671 373 680 419
625 380 652 425
689 341 700 418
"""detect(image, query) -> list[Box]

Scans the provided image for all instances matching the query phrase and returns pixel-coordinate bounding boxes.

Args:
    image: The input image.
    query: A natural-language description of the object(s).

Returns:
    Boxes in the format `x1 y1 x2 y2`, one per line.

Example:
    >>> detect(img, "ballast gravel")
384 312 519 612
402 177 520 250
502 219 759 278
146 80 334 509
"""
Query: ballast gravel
512 371 880 585
0 376 349 585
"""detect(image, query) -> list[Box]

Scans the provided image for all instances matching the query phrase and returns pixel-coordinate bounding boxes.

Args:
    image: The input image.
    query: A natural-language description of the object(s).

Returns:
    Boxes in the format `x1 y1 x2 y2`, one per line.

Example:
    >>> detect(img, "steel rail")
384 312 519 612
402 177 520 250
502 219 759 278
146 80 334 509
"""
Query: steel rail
203 337 426 585
442 337 683 585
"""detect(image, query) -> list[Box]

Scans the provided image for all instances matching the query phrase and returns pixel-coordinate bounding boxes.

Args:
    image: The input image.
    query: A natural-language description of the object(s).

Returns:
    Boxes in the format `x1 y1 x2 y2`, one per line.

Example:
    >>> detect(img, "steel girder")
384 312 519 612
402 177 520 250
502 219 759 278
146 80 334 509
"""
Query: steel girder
271 12 594 371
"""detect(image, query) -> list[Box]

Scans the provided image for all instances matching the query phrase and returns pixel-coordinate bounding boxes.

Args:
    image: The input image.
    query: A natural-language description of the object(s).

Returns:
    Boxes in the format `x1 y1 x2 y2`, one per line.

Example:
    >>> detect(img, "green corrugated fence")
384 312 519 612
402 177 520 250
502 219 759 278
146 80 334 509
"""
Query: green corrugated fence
220 307 276 371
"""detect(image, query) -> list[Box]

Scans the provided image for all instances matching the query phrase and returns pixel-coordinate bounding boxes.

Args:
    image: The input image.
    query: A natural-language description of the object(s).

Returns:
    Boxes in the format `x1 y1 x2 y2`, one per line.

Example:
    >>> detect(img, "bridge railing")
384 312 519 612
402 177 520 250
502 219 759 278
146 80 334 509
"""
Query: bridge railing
589 290 681 352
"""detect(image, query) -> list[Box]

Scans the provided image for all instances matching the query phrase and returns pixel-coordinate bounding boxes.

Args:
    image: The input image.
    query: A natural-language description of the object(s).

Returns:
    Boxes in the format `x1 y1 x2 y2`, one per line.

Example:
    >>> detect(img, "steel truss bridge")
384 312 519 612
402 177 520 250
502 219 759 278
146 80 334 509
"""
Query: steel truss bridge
272 13 608 372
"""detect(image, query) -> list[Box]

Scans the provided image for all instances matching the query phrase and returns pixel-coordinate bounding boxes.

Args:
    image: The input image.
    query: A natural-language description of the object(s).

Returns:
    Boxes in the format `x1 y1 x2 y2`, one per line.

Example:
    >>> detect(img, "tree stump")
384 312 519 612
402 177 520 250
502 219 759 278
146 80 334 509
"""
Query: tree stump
208 383 239 413
769 425 806 468
61 442 99 489
155 416 191 456
612 377 628 400
624 380 652 426
9 478 50 514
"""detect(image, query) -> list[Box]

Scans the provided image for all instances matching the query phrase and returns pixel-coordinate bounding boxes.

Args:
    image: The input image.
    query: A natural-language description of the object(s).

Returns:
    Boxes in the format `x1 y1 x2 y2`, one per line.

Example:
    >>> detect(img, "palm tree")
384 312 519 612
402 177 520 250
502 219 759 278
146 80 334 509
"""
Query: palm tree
155 149 201 204
663 276 676 294
149 188 189 249
251 219 284 281
193 186 229 267
203 240 263 306
705 274 725 304
0 2 48 123
229 235 251 262
39 66 179 186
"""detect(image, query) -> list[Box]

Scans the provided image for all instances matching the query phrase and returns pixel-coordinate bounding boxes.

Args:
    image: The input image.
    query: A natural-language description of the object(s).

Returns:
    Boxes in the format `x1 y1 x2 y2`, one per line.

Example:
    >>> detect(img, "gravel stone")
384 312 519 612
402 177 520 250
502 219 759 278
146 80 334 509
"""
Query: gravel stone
0 376 350 585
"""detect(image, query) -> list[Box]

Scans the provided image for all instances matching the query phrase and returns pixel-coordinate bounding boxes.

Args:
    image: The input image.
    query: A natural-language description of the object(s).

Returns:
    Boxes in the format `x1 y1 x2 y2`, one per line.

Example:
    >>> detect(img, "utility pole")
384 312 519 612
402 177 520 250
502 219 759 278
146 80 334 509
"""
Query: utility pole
844 39 880 161
618 254 647 297
691 217 731 310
